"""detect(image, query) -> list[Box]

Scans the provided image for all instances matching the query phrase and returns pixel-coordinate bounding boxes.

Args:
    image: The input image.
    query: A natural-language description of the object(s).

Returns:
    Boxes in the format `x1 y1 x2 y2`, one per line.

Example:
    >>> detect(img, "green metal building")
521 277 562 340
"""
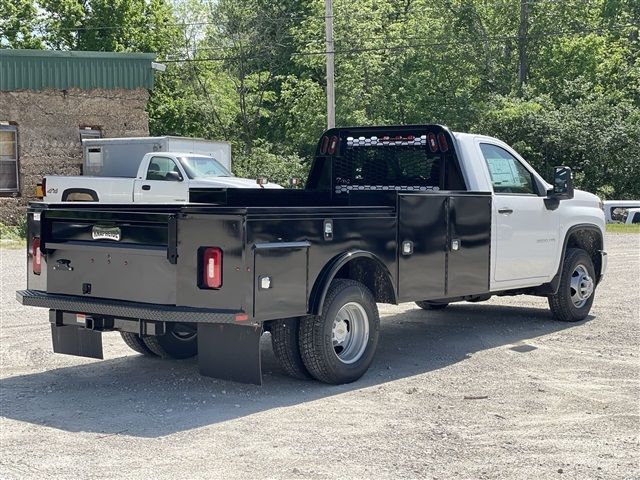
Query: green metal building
0 49 157 91
0 49 159 223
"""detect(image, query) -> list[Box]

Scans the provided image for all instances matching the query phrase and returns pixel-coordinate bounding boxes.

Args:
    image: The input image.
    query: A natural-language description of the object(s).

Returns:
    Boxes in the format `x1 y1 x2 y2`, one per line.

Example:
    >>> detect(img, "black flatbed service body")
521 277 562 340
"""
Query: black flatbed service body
19 125 494 384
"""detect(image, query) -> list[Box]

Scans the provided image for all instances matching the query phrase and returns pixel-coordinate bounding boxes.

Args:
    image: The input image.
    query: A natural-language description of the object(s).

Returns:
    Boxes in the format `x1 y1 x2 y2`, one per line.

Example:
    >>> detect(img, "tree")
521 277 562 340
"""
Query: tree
0 0 44 48
38 0 179 53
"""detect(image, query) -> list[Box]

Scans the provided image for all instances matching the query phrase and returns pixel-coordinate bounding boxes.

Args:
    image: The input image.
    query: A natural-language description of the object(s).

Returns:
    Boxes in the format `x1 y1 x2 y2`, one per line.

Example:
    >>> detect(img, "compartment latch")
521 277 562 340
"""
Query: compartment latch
53 259 74 271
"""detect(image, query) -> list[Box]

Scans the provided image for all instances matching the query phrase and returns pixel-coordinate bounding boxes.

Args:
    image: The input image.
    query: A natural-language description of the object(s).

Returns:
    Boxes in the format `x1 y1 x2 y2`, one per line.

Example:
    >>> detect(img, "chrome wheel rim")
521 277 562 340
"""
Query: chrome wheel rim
331 302 369 364
570 264 594 308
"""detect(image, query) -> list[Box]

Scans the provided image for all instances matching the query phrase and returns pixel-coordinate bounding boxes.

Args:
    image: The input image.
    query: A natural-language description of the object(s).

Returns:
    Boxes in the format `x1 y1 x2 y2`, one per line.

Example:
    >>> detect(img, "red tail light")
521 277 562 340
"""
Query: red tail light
437 132 449 152
427 133 438 152
32 237 42 275
327 135 339 155
200 247 222 289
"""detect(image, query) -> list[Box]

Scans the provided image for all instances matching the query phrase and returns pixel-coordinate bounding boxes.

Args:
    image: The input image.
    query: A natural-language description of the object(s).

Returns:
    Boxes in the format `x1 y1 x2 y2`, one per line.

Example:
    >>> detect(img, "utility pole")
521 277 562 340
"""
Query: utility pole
517 0 529 95
325 0 335 129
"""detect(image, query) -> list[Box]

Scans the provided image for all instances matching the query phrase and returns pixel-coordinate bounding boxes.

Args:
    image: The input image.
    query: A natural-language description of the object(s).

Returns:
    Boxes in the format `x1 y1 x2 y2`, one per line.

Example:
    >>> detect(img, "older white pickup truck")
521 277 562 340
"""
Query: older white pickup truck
43 152 282 203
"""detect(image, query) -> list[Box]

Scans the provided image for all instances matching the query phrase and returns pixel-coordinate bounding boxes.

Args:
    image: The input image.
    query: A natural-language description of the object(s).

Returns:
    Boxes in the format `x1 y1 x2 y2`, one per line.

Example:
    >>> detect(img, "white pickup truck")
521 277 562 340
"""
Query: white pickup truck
43 152 282 203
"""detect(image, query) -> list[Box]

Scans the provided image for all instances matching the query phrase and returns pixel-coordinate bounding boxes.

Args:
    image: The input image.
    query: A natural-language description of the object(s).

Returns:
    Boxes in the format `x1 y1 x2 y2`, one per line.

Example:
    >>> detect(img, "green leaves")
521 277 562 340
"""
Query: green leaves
3 0 637 197
474 82 640 199
0 0 44 48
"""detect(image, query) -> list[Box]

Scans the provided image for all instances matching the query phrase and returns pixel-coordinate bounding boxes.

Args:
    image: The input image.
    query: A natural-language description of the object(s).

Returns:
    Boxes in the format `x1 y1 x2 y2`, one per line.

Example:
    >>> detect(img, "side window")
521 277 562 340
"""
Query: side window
0 125 19 194
610 207 628 223
480 143 536 194
632 212 640 224
146 156 182 181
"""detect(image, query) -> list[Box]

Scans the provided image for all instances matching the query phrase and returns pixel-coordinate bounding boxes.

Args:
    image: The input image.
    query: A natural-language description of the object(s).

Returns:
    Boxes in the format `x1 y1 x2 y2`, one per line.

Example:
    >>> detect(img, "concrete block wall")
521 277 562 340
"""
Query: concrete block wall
0 88 149 225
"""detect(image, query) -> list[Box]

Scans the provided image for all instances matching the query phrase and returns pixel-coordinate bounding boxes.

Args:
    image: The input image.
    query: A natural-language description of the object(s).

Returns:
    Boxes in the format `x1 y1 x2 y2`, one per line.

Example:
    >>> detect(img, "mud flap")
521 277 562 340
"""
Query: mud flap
51 324 103 359
197 323 263 385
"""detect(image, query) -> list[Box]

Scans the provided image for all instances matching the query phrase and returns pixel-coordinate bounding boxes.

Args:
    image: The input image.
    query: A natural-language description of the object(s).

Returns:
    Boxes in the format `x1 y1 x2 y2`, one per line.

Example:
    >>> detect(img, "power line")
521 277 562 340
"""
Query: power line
163 24 639 63
179 22 638 55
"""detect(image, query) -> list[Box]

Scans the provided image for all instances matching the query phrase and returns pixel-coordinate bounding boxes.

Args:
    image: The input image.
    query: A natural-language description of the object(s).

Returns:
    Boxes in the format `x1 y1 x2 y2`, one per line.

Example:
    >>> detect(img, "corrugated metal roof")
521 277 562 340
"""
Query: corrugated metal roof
0 49 157 91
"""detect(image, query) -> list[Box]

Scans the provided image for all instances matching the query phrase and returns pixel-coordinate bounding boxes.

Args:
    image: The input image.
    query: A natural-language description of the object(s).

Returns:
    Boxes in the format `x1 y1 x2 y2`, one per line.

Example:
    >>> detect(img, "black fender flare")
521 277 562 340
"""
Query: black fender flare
61 188 99 202
308 250 396 315
538 223 604 295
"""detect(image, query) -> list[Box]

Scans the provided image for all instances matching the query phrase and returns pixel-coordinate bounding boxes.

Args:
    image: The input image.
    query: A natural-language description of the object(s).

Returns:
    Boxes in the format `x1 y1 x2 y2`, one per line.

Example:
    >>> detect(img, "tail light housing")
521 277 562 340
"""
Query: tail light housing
32 237 42 275
437 132 449 152
36 177 46 199
427 133 438 152
320 136 330 154
327 135 339 155
199 247 222 289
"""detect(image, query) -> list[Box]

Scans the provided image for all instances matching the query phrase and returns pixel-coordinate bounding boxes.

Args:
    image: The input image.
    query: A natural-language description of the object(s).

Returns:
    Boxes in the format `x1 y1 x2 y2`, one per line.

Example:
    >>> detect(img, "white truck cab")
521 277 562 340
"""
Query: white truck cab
602 200 640 223
454 132 606 293
624 208 640 224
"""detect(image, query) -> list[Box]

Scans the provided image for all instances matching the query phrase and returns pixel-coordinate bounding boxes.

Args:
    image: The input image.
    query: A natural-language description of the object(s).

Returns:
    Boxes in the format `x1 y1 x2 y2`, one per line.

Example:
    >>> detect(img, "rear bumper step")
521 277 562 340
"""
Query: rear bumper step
16 290 242 324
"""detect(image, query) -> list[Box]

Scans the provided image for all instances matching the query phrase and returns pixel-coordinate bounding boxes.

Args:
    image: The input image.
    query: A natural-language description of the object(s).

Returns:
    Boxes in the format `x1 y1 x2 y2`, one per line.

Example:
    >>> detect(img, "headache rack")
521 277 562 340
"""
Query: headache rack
306 124 467 196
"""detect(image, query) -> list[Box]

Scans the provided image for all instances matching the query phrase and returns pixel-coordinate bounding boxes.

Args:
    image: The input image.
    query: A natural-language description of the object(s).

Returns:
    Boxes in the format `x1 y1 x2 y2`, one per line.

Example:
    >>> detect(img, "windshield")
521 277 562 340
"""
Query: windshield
179 156 233 179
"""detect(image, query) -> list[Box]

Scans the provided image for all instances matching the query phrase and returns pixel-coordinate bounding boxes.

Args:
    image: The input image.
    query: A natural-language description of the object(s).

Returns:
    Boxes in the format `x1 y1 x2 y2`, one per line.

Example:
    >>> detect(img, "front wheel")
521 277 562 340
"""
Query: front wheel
142 323 198 359
548 248 596 322
299 279 379 384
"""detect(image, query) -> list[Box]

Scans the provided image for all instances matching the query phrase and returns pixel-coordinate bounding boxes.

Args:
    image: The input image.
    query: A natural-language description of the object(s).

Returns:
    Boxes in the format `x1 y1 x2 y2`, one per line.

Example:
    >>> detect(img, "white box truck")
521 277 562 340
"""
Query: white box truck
82 136 232 177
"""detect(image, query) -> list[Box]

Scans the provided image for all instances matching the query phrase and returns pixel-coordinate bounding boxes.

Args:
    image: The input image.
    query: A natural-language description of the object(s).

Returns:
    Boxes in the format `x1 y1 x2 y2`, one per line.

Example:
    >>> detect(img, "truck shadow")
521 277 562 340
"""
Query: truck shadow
0 303 589 438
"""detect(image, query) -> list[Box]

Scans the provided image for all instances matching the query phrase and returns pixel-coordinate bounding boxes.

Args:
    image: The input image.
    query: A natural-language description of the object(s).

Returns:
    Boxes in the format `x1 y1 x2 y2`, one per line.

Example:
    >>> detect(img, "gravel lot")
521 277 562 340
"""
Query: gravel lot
1 234 638 480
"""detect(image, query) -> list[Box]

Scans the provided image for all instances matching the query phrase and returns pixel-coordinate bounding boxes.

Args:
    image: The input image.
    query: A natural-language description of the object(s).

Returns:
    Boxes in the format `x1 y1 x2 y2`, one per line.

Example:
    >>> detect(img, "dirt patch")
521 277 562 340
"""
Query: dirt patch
1 234 638 479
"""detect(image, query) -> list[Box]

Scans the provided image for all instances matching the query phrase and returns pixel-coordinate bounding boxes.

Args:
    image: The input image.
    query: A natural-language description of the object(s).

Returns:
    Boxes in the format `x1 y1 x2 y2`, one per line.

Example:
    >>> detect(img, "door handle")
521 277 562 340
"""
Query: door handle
498 207 513 214
142 185 151 191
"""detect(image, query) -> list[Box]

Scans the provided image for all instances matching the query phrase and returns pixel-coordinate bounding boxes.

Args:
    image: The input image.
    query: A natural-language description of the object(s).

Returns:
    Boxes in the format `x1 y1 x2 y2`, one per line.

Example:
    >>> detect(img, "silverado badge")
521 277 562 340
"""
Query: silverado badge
92 226 121 241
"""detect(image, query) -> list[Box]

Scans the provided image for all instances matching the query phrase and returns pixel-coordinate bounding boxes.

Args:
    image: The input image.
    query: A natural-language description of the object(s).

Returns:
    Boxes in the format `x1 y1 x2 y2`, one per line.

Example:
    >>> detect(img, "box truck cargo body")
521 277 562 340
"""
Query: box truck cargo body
83 136 232 177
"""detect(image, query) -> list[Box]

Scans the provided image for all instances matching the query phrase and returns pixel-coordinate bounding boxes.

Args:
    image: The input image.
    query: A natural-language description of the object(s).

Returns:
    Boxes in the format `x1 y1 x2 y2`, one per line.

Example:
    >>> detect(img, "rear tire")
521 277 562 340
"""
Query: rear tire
548 248 596 322
270 318 311 380
415 301 449 310
299 279 379 384
142 323 198 359
120 331 157 356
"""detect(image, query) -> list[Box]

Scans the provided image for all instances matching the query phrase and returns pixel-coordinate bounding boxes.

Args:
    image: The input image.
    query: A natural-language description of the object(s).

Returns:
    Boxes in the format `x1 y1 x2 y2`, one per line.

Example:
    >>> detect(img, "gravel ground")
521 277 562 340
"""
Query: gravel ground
0 234 638 480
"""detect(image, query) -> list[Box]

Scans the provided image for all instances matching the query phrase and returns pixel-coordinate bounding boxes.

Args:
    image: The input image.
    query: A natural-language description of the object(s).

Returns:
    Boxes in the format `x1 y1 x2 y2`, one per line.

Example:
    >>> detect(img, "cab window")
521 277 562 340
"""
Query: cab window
480 144 536 194
146 156 182 181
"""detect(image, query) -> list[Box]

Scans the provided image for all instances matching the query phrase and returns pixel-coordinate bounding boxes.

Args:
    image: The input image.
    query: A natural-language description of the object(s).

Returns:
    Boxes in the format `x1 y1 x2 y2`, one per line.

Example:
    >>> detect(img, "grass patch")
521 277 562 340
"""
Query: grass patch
606 223 640 233
0 219 27 249
0 238 26 249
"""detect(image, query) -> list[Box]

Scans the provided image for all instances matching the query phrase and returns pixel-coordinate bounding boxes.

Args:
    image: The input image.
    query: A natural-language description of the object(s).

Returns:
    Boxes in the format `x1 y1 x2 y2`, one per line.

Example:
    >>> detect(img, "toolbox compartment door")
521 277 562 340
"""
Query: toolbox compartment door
446 195 491 297
253 242 310 321
37 209 178 304
398 195 448 301
398 193 491 301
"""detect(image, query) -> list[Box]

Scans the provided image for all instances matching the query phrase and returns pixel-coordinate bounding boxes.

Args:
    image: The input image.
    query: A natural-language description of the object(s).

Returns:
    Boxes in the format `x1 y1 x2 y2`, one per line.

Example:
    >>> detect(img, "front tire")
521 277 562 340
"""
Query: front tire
299 279 379 384
548 248 596 322
142 323 198 359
